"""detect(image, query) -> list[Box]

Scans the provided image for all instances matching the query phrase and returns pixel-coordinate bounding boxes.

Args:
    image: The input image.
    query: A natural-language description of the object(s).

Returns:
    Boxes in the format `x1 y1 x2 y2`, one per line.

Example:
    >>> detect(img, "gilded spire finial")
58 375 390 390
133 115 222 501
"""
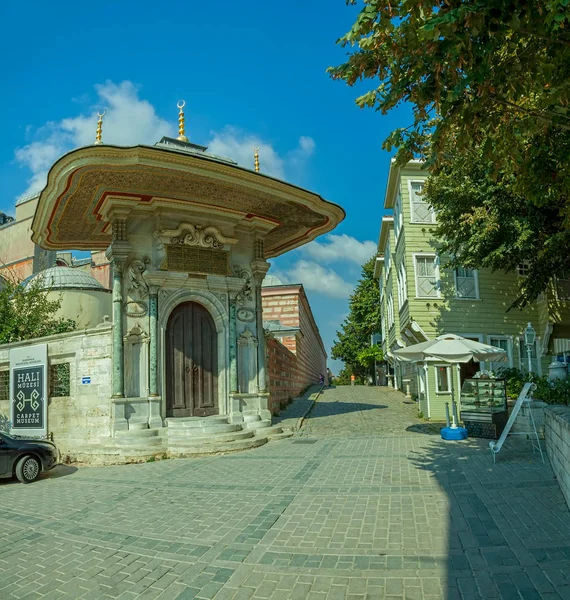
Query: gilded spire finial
95 111 105 145
177 100 188 142
253 145 260 173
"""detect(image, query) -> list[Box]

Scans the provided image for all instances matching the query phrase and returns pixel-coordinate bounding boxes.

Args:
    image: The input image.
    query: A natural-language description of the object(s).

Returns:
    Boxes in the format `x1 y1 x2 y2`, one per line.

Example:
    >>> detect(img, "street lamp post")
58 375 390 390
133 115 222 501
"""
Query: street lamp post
524 322 536 375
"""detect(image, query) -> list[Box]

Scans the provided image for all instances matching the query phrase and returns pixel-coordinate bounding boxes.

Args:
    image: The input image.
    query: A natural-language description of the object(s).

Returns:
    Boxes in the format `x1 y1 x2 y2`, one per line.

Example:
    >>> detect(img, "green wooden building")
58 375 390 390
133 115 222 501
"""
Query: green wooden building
375 159 570 420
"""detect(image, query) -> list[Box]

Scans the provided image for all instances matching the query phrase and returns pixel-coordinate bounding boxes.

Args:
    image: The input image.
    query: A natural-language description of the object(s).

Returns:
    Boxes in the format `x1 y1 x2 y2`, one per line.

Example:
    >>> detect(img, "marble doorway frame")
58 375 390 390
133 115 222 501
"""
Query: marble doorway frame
158 289 229 420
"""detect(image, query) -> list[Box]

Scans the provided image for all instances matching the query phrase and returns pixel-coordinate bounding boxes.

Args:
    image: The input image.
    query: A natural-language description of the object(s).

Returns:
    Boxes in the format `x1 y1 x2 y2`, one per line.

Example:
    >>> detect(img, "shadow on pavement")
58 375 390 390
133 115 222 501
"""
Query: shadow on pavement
309 402 387 418
405 423 441 435
0 464 77 486
49 464 79 478
408 436 570 598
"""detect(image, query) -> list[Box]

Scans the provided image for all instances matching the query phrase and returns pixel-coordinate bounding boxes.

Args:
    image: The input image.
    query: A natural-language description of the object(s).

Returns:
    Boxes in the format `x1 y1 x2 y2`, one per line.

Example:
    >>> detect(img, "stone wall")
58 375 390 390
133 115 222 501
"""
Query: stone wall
0 326 113 459
544 406 570 510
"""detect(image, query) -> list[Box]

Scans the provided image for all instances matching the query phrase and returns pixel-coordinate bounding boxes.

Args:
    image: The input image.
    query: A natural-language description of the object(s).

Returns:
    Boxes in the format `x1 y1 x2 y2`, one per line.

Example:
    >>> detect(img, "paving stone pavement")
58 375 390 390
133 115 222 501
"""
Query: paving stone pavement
1 385 569 599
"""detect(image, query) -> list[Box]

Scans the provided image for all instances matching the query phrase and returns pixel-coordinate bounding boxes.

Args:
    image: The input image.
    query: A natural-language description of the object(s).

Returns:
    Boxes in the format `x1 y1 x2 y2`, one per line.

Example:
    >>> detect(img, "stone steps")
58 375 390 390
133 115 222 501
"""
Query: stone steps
115 429 161 438
244 419 273 430
168 429 255 444
266 431 294 441
73 414 282 464
164 416 230 429
169 436 268 457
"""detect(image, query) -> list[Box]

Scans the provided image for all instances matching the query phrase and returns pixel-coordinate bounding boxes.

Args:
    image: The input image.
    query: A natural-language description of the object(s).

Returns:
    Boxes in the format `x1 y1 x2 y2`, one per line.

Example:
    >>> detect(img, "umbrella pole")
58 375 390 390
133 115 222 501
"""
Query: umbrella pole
450 363 458 428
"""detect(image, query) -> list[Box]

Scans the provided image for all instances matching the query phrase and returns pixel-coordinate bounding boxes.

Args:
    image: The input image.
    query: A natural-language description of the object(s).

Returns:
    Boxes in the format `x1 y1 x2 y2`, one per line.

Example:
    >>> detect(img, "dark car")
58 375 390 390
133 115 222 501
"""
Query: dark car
0 432 58 483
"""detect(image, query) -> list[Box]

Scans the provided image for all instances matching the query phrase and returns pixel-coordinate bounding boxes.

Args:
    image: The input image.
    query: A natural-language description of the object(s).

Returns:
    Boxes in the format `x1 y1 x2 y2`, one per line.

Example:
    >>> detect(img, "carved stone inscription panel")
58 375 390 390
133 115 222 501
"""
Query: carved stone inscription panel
165 245 230 275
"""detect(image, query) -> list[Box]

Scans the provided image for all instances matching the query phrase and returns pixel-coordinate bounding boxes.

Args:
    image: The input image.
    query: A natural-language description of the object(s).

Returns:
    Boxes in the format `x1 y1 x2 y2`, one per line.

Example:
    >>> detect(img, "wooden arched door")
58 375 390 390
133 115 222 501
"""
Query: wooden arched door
166 302 218 417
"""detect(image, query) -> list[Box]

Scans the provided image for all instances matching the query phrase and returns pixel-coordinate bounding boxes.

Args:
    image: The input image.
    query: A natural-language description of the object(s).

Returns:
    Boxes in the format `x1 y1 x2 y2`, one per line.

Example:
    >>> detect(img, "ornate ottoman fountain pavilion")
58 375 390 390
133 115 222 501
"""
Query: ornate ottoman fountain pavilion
30 104 344 461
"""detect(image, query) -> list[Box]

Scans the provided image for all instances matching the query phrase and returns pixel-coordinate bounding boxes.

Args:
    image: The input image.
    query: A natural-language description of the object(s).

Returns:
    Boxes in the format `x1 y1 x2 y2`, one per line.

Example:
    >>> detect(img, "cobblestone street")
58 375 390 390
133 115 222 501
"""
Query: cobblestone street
1 386 570 599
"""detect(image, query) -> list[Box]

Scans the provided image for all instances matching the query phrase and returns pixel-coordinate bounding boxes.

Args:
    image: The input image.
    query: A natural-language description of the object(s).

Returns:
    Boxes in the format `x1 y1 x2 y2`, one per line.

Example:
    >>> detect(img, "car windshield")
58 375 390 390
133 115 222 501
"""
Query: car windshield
0 432 14 441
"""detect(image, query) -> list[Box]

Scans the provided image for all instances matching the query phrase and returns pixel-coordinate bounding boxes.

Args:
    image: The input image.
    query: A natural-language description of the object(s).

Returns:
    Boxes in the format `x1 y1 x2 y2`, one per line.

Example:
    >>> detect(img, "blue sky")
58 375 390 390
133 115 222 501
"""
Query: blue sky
0 0 411 372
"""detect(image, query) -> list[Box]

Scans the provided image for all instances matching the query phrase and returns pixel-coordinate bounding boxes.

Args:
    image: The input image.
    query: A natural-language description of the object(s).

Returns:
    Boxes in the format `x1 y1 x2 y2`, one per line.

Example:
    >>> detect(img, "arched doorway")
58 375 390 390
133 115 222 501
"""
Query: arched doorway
166 301 218 417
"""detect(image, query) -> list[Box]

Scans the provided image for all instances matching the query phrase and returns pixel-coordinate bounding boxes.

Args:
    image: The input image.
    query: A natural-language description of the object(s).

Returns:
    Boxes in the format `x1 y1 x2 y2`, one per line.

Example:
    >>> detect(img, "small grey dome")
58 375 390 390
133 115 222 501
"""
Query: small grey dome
26 267 106 291
262 274 284 287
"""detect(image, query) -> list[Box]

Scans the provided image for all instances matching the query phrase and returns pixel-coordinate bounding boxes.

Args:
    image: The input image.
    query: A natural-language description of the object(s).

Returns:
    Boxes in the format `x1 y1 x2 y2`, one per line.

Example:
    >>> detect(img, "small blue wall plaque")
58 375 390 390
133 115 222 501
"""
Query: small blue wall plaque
81 377 91 385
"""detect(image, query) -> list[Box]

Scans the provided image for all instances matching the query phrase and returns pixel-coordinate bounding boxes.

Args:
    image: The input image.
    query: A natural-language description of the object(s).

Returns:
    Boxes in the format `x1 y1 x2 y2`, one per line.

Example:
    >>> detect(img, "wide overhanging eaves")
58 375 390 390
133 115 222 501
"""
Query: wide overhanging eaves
32 144 345 258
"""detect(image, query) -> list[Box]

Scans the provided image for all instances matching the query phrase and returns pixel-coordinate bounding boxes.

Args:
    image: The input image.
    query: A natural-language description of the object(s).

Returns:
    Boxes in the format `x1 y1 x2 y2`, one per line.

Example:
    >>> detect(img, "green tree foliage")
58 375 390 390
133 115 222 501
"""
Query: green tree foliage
356 344 384 368
422 146 570 307
0 279 76 345
331 257 382 381
330 1 570 304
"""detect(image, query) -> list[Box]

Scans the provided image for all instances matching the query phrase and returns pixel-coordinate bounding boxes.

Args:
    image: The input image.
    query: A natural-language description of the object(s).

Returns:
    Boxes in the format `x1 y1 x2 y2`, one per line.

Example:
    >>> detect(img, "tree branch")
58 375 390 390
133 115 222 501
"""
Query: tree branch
490 95 570 130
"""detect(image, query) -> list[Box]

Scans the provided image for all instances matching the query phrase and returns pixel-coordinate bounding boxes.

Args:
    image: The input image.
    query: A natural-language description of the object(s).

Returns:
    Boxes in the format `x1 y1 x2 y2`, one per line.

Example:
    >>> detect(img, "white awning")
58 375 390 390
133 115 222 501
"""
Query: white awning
553 338 570 353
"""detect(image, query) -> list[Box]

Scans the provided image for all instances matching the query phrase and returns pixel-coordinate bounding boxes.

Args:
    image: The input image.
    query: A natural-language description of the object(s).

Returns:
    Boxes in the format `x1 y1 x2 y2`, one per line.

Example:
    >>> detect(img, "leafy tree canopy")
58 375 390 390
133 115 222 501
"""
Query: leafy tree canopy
330 0 570 305
423 144 570 307
0 279 76 345
331 257 382 380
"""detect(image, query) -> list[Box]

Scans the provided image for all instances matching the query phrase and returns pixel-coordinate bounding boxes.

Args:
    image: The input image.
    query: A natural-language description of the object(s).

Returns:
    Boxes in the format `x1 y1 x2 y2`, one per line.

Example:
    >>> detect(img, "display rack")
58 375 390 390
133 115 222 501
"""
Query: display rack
460 378 508 439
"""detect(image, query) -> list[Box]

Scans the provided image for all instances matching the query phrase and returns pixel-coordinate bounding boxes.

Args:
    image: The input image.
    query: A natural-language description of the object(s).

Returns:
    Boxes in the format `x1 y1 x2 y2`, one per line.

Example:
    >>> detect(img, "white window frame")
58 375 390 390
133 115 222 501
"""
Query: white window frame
385 240 391 274
413 253 440 299
487 335 514 371
458 334 484 370
387 295 394 329
555 271 570 301
394 188 403 241
454 268 480 300
408 179 435 224
435 364 452 394
399 263 408 308
517 261 530 277
396 269 402 309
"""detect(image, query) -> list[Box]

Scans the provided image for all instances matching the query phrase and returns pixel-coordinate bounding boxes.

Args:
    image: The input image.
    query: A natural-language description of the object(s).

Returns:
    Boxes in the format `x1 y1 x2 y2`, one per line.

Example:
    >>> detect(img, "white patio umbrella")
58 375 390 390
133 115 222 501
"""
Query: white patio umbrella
393 334 507 364
393 334 507 428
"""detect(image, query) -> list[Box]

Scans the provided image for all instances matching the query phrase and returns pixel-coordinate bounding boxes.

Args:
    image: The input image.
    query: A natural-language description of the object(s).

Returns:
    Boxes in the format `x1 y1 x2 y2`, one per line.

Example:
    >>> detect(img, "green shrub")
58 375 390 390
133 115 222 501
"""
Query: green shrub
496 366 570 405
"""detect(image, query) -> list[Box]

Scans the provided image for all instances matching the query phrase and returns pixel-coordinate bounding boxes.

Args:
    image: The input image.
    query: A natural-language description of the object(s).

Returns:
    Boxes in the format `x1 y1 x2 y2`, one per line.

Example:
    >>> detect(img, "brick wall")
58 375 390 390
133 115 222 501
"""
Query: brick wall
263 284 328 413
265 335 306 414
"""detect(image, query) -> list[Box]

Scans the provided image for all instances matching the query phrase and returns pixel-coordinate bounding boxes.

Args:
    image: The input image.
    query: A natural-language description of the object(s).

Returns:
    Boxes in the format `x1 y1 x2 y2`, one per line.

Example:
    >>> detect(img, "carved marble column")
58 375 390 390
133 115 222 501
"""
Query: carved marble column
111 258 125 398
106 218 130 400
229 298 238 393
254 278 267 393
251 240 270 394
148 286 159 397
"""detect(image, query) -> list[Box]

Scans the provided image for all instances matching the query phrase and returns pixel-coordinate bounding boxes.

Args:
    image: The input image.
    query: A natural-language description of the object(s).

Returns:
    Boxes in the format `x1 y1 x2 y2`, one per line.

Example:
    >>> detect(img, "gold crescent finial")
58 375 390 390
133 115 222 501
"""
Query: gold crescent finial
177 100 188 142
253 145 260 173
95 111 106 145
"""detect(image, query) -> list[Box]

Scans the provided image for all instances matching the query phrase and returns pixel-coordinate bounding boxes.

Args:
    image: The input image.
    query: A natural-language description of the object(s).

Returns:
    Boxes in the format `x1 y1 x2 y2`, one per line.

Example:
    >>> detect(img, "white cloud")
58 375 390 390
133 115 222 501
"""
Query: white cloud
14 81 175 199
13 81 316 201
207 127 286 179
207 128 315 181
274 259 353 299
302 234 377 266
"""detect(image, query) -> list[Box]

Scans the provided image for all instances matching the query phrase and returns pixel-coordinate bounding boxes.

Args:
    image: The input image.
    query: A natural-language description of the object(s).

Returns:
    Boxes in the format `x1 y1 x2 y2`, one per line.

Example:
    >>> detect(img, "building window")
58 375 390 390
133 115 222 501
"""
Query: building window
436 365 451 393
556 271 570 300
387 295 394 329
0 370 8 403
414 255 439 298
394 189 403 240
409 181 435 223
49 363 70 398
488 336 512 373
455 268 479 299
517 262 530 277
385 240 391 273
397 263 408 308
